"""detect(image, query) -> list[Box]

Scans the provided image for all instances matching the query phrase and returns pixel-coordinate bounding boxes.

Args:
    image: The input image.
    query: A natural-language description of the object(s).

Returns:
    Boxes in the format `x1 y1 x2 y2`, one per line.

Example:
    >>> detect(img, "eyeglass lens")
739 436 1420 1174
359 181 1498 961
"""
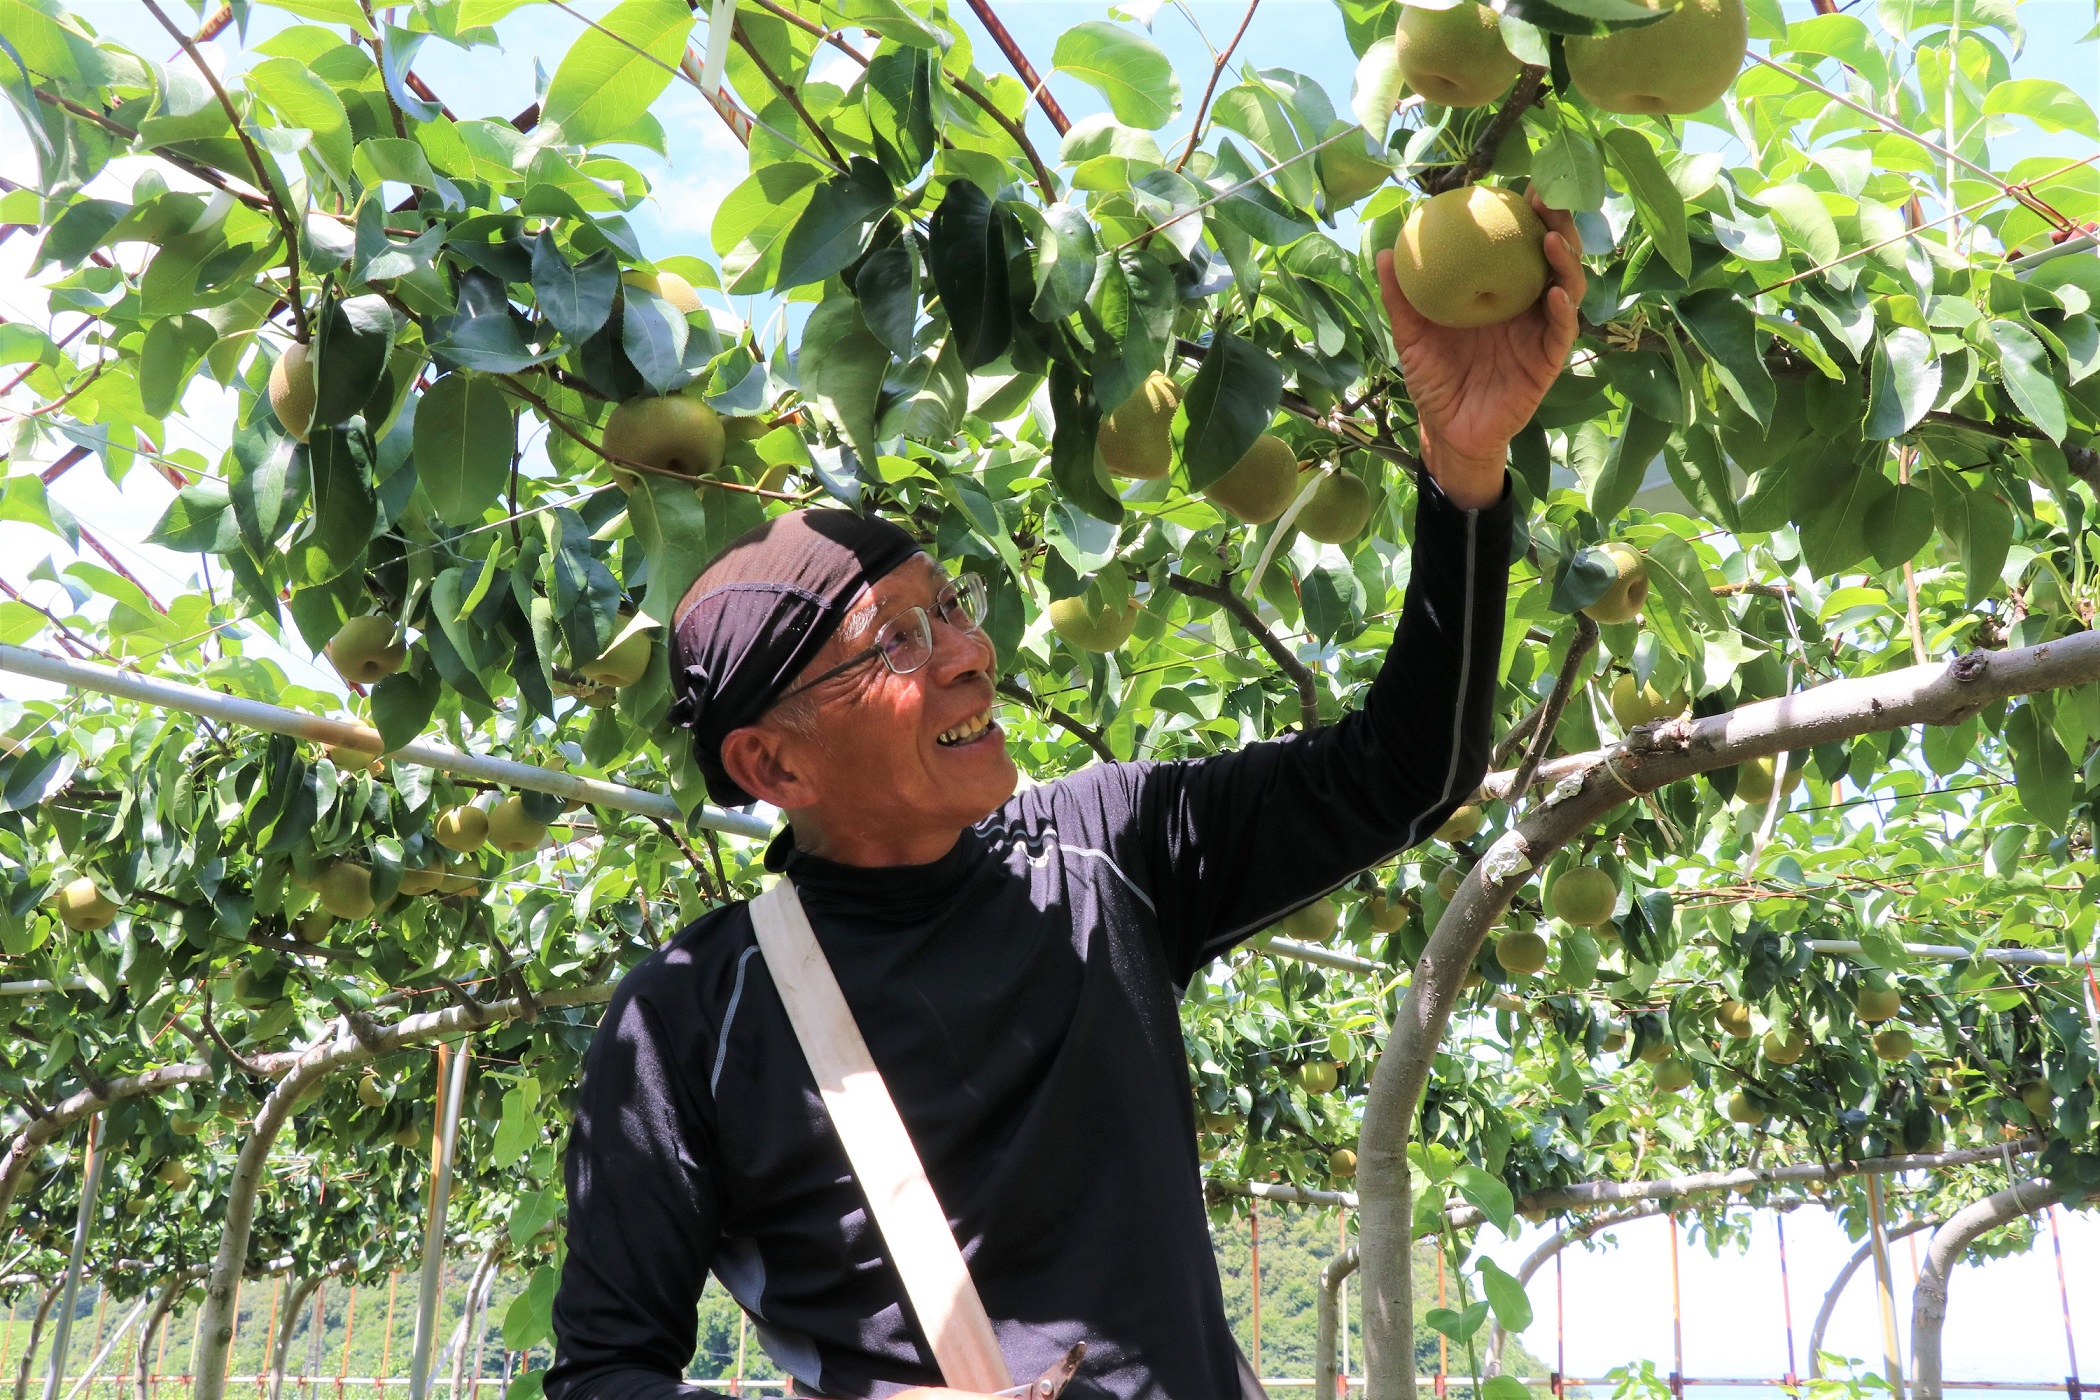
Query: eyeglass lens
876 574 986 676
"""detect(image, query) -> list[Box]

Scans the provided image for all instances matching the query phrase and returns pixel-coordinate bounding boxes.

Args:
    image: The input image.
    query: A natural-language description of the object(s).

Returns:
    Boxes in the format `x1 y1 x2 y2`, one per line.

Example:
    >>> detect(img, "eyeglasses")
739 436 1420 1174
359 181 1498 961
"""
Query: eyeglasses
772 573 988 707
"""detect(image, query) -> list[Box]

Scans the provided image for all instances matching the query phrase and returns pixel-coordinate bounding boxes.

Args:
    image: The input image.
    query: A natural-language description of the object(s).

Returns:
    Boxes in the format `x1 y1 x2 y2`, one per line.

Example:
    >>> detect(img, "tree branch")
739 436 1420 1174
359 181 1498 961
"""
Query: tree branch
1505 614 1596 802
958 0 1071 134
731 19 850 172
997 678 1115 763
1172 336 1425 474
140 0 309 340
1419 66 1545 196
1356 625 2100 1400
495 374 807 500
1168 573 1324 728
1174 0 1261 173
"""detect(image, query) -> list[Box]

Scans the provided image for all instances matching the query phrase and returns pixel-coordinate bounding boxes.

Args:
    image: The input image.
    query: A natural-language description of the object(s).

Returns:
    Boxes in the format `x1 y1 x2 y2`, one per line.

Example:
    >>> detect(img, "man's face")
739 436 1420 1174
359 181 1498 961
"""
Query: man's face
765 556 1018 843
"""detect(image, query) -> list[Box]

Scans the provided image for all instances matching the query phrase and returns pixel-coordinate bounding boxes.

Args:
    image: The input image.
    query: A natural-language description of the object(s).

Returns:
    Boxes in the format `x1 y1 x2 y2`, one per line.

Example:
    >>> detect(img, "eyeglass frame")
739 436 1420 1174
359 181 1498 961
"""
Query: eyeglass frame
769 572 988 710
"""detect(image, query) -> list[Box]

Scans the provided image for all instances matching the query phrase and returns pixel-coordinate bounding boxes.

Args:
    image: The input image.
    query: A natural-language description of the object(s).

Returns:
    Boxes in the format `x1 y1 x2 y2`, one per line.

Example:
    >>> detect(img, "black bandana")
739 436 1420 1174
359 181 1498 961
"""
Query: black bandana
666 510 923 806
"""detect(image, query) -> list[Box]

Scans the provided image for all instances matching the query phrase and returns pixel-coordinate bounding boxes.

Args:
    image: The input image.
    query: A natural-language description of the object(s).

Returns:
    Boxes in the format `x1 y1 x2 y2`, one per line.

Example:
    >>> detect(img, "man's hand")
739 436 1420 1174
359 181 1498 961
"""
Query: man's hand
889 1390 1008 1398
1375 190 1587 511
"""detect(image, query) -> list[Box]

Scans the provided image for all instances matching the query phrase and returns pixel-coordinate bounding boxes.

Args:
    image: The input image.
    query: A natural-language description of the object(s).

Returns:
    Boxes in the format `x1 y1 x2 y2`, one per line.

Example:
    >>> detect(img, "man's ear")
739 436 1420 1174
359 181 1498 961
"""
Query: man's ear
719 723 820 810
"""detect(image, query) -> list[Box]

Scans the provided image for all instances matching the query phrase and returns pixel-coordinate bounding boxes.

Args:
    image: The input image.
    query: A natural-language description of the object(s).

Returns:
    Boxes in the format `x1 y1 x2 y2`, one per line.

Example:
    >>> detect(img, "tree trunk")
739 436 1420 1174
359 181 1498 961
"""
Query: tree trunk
1806 1219 1934 1378
268 1280 323 1400
446 1250 500 1400
188 986 608 1400
1911 1179 2063 1399
1317 1246 1359 1400
1357 628 2100 1400
137 1272 200 1400
13 1284 60 1400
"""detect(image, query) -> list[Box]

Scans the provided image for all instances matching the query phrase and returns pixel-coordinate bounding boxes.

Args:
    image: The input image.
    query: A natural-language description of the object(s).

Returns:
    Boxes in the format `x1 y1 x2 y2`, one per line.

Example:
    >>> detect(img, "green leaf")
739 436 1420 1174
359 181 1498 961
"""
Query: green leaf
1030 204 1099 324
1425 1301 1491 1342
1674 289 1774 425
927 179 1013 371
146 481 239 552
1929 466 2013 609
1532 120 1607 212
1212 83 1314 211
1753 182 1840 266
854 246 918 360
529 233 618 345
297 427 378 582
1591 406 1670 521
138 314 218 419
414 373 517 524
540 0 694 146
502 1264 557 1350
1483 1378 1532 1400
0 743 75 814
229 419 307 556
492 1078 541 1166
1451 1161 1516 1233
1181 332 1284 492
313 294 396 429
1053 21 1182 130
1645 531 1727 632
0 470 78 548
1352 33 1405 135
777 158 893 291
1602 127 1689 277
865 45 937 181
2006 701 2071 832
799 297 890 472
1983 79 2099 140
1988 319 2067 443
1477 1257 1534 1332
1864 327 1940 439
1864 482 1933 571
247 57 355 186
1048 359 1124 524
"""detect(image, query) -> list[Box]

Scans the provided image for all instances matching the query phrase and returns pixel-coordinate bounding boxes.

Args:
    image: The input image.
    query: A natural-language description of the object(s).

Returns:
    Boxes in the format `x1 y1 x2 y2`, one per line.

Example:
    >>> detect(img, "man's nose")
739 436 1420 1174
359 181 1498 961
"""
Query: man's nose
928 609 995 681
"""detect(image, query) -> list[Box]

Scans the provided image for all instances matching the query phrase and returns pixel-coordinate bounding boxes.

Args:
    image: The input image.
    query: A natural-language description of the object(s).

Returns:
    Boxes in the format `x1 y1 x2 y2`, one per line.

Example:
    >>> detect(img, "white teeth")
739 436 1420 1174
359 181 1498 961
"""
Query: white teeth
938 710 993 745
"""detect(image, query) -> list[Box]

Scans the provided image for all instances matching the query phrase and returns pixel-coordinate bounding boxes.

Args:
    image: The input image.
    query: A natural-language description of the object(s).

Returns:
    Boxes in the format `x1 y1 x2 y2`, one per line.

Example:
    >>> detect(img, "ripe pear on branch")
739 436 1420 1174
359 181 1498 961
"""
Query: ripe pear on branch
1494 927 1549 975
1393 2 1520 108
1733 753 1802 806
325 616 406 685
1391 185 1549 329
601 391 726 490
1582 543 1649 624
434 804 488 852
579 619 654 688
1548 866 1617 925
54 876 118 931
1296 471 1377 544
1204 434 1301 524
1611 672 1686 728
268 342 315 442
1095 371 1178 479
1567 0 1750 115
1049 590 1141 654
489 794 550 852
622 269 703 315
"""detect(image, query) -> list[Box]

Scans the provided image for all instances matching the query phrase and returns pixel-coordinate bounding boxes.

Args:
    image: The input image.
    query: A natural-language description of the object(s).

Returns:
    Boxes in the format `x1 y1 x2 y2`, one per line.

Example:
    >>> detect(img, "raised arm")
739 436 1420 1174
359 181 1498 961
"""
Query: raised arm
1138 191 1584 978
546 983 730 1400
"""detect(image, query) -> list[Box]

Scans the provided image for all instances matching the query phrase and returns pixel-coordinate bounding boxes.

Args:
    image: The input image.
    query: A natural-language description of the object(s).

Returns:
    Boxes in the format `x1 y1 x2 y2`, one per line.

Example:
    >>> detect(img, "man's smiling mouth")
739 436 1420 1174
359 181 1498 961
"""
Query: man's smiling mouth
936 710 996 746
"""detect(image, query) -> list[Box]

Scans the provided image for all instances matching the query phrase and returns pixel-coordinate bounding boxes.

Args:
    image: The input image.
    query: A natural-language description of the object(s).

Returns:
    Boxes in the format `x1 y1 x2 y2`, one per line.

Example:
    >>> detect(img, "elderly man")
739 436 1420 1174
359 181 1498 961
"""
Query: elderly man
545 207 1585 1400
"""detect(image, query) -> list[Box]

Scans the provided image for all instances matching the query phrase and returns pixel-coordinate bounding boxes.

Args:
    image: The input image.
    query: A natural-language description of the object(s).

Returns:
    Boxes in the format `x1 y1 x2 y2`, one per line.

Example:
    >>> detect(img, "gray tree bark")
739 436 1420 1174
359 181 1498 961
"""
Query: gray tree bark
1358 629 2100 1400
12 1284 59 1400
1806 1219 1935 1378
136 1271 201 1400
1911 1179 2064 1400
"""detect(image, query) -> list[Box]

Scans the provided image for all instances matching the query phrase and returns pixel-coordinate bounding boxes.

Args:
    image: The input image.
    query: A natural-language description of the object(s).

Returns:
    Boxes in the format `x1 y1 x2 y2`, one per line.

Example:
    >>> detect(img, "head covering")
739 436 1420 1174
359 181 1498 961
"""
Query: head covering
666 509 924 806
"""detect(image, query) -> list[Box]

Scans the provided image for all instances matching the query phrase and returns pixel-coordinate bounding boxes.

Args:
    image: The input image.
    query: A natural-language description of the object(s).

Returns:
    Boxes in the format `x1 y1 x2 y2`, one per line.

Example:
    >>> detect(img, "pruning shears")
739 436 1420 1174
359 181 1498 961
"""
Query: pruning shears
994 1343 1087 1400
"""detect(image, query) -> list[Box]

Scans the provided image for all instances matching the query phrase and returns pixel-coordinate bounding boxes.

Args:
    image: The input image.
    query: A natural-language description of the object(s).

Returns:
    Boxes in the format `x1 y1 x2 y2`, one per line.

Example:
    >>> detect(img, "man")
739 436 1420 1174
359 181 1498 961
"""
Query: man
545 203 1585 1400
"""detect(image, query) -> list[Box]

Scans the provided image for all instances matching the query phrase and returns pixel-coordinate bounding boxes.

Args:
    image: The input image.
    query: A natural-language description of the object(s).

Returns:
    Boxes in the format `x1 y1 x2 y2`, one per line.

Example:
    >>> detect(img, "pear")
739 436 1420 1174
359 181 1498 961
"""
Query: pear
2020 1081 2055 1117
1610 673 1684 728
356 1071 388 1109
581 624 653 688
1392 185 1549 329
438 865 479 896
1394 2 1520 108
1566 0 1749 116
1277 896 1341 944
1549 866 1617 926
1435 803 1484 843
488 795 549 853
1317 124 1393 206
1854 986 1902 1024
622 269 703 315
1652 1057 1694 1093
1495 928 1549 975
1436 865 1463 901
434 805 488 853
1328 1147 1359 1179
325 616 406 685
1755 1028 1805 1062
1637 1039 1671 1064
1204 434 1300 524
391 1123 422 1148
1872 1027 1914 1061
325 742 386 777
54 877 118 931
1095 371 1178 480
1716 999 1754 1038
154 1160 194 1189
315 863 376 922
1582 543 1649 624
1365 889 1413 932
1295 1061 1340 1094
397 862 447 897
1296 473 1376 543
1724 1091 1763 1124
1048 593 1141 653
269 341 316 442
1601 1026 1627 1053
602 392 726 489
1733 754 1802 806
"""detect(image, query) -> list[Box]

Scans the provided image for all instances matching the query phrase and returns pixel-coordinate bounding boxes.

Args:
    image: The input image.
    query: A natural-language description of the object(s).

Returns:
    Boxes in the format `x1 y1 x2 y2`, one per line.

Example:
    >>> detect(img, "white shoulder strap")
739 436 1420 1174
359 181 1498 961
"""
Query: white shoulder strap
748 880 1015 1395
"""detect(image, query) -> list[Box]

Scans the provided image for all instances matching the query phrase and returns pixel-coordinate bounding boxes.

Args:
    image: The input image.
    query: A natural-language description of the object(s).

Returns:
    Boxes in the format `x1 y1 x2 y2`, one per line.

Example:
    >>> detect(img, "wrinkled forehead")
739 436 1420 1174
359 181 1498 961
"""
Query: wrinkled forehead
834 553 942 645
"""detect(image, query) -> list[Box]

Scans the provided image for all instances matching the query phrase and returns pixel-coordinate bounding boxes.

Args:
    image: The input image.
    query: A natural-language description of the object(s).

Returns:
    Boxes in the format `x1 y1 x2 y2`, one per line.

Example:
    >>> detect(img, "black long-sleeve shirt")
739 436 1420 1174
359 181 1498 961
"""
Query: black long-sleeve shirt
545 477 1513 1400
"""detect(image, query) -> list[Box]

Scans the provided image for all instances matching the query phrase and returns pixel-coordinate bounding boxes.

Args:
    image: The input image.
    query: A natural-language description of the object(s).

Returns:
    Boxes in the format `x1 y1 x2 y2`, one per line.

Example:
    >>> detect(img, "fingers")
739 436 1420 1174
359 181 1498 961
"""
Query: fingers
1540 283 1580 372
1375 247 1429 350
1542 228 1588 313
1529 189 1584 259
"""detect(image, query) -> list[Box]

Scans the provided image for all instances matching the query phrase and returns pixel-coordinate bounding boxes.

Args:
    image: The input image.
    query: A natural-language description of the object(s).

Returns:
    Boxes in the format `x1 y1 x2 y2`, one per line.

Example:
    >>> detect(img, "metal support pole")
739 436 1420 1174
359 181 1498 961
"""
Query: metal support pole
1866 1175 1907 1400
1434 1250 1447 1399
409 1045 471 1400
1778 1213 1800 1388
1668 1212 1685 1400
1337 1211 1349 1395
58 1296 151 1400
43 1115 105 1400
1249 1205 1261 1378
1554 1249 1566 1400
379 1276 398 1391
2047 1207 2080 1397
